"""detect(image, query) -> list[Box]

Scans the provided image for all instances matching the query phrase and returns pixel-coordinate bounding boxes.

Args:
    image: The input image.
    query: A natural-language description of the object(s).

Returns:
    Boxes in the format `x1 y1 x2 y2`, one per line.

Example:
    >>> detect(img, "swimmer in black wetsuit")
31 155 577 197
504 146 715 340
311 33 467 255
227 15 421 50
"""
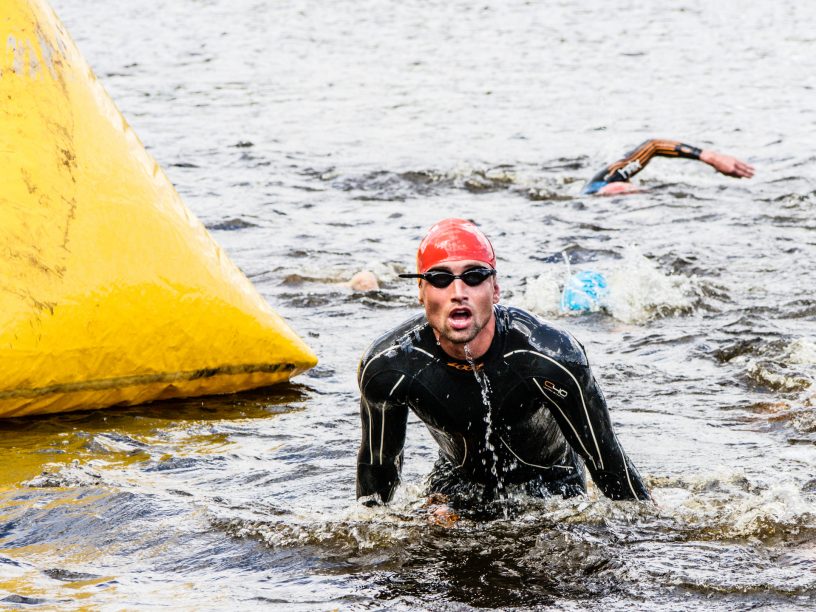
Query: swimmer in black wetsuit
582 139 754 196
356 218 651 513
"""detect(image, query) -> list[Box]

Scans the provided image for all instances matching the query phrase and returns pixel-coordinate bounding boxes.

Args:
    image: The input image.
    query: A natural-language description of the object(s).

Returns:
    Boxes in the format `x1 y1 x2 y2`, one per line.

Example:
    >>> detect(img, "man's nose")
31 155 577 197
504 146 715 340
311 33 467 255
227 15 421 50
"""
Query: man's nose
450 278 468 299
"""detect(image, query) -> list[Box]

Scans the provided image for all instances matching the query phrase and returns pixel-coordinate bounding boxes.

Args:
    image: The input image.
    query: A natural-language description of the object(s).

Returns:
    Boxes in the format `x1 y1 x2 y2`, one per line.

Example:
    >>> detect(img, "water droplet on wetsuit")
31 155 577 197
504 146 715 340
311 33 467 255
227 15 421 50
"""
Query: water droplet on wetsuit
464 343 508 509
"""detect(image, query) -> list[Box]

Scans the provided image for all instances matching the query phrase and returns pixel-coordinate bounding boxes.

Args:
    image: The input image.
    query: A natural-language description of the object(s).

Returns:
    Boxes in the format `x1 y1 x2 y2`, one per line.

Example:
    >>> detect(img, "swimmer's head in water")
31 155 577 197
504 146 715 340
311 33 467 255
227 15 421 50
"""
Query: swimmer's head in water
582 180 642 196
416 218 496 273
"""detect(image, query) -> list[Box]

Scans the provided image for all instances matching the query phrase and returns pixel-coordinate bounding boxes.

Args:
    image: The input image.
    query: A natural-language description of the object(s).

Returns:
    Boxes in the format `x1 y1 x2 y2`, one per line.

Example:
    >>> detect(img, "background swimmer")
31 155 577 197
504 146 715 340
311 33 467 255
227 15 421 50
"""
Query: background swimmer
347 270 379 292
583 139 755 195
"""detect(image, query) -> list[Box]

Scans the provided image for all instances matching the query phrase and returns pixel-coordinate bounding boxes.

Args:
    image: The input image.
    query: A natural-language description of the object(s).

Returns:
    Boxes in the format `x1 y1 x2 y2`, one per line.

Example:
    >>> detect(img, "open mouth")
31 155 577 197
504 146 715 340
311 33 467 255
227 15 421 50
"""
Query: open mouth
448 307 473 330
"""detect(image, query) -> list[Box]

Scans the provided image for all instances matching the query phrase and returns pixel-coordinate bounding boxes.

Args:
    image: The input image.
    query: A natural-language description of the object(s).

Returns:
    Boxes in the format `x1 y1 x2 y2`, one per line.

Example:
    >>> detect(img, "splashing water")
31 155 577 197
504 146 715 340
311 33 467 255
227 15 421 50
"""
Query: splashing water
606 246 698 323
520 245 698 323
463 344 506 506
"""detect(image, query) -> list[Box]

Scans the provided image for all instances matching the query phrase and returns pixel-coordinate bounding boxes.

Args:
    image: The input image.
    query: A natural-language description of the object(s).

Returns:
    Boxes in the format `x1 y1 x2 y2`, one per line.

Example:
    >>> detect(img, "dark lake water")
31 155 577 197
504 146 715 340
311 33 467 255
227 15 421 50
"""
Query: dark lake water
2 1 815 609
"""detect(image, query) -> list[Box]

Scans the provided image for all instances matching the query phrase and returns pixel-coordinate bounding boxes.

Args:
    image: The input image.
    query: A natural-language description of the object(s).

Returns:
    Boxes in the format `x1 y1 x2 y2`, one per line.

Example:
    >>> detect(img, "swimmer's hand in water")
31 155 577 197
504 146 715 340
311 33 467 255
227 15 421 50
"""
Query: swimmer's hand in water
596 182 641 196
422 494 460 528
348 270 379 292
700 150 755 179
358 494 383 507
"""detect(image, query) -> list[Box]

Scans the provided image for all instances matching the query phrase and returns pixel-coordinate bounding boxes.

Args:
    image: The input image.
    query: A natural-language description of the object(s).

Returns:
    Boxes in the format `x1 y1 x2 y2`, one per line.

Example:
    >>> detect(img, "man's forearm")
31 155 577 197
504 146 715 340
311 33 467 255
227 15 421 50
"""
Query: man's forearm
356 389 409 504
562 365 651 502
356 462 400 504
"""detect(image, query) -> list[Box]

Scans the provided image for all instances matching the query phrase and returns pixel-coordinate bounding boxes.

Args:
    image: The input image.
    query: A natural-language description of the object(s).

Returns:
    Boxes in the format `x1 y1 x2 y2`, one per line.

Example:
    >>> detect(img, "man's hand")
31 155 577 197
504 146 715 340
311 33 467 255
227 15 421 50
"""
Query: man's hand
422 493 460 528
358 494 382 507
428 504 459 527
700 150 755 179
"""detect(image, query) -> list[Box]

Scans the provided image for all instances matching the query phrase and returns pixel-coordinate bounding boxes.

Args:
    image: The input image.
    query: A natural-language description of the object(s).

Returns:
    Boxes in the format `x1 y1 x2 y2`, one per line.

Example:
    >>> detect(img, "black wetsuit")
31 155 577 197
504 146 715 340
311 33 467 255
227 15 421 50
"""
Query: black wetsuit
583 139 703 194
356 305 650 507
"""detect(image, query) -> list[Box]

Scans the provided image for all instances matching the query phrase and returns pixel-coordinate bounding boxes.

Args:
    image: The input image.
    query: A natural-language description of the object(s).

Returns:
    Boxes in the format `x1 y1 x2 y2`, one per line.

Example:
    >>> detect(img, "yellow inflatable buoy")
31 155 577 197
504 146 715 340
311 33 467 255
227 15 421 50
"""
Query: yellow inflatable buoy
0 0 318 417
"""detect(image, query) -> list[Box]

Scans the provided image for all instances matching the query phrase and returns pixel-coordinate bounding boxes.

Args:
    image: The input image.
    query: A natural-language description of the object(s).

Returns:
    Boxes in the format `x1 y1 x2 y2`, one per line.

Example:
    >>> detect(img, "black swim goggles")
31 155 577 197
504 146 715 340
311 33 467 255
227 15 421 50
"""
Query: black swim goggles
399 267 496 289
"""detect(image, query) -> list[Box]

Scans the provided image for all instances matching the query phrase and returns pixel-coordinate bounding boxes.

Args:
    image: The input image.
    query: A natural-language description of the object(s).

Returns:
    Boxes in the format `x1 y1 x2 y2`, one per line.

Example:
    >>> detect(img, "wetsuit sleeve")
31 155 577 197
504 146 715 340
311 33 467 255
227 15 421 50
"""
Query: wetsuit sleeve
538 354 650 501
356 370 410 504
583 139 703 193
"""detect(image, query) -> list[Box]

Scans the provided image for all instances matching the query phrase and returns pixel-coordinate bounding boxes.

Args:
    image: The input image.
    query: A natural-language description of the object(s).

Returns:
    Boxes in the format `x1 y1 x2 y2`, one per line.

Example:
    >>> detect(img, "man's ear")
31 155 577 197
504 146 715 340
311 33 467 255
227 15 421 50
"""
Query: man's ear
492 278 500 304
418 281 425 305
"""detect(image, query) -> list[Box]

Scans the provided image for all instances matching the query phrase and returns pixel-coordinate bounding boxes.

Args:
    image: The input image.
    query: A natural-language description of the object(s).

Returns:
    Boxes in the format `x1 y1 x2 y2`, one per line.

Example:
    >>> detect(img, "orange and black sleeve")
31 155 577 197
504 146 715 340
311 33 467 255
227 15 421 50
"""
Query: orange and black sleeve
583 139 703 194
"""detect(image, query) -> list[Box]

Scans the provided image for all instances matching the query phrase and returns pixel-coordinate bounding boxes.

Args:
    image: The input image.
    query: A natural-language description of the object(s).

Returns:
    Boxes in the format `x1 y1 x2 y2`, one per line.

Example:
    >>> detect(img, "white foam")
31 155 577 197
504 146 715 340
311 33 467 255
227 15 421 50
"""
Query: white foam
23 459 104 488
362 260 404 283
520 245 699 324
605 246 697 323
786 338 816 367
742 337 816 394
521 268 564 317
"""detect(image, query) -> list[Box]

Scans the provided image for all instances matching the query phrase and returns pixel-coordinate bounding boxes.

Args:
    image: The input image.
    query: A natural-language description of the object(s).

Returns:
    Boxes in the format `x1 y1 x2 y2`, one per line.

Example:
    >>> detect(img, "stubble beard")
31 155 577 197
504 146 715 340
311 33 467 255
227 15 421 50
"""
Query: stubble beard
440 318 484 346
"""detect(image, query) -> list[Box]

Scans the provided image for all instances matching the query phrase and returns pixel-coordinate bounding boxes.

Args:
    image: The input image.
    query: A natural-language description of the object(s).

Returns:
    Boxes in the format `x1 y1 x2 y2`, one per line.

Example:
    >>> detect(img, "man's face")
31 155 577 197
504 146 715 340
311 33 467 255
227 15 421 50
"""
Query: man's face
418 259 500 349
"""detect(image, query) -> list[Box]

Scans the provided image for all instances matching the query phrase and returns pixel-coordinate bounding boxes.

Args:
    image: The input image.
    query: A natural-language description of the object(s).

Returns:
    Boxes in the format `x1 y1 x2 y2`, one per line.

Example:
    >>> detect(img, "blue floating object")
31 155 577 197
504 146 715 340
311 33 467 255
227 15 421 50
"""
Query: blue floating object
561 270 608 312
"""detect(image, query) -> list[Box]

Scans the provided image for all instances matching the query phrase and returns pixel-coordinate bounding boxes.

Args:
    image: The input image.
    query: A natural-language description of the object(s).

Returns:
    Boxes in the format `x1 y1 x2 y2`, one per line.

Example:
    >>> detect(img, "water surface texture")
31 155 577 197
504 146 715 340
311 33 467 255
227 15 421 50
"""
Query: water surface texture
2 1 815 609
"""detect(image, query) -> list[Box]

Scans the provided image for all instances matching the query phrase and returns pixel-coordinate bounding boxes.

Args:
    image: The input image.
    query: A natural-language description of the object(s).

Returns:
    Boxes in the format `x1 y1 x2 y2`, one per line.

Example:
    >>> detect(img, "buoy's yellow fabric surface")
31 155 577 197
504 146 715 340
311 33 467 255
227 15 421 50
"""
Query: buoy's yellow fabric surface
0 0 317 417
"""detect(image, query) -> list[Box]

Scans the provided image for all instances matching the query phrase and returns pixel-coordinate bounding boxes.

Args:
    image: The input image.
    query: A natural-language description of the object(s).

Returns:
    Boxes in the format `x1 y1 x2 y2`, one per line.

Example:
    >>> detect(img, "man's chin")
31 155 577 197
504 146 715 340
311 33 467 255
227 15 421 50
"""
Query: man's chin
441 326 479 346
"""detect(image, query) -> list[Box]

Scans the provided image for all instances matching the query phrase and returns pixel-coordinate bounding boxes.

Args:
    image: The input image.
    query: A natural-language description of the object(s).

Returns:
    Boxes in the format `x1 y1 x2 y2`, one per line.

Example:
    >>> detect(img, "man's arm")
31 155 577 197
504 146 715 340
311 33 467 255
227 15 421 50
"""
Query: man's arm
356 371 410 505
535 349 651 501
601 139 704 183
583 139 754 195
566 365 651 500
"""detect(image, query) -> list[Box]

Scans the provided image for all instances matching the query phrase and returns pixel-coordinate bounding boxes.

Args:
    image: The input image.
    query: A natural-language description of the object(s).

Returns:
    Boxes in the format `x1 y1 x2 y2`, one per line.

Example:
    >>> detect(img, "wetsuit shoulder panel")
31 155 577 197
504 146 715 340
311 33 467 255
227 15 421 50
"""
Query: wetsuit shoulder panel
503 306 588 367
358 312 429 385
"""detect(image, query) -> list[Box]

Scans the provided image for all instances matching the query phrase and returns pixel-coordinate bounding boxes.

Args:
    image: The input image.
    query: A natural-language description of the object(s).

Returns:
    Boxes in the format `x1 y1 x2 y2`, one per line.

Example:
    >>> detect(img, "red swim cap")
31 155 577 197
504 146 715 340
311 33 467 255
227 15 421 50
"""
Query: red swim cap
416 218 496 273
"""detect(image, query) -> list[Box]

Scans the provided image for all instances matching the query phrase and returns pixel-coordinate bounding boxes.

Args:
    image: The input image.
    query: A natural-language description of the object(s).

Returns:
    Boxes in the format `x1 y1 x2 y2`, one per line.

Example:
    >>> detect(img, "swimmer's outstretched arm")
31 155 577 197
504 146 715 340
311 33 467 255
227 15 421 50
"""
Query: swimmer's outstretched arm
604 139 702 183
583 139 754 195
